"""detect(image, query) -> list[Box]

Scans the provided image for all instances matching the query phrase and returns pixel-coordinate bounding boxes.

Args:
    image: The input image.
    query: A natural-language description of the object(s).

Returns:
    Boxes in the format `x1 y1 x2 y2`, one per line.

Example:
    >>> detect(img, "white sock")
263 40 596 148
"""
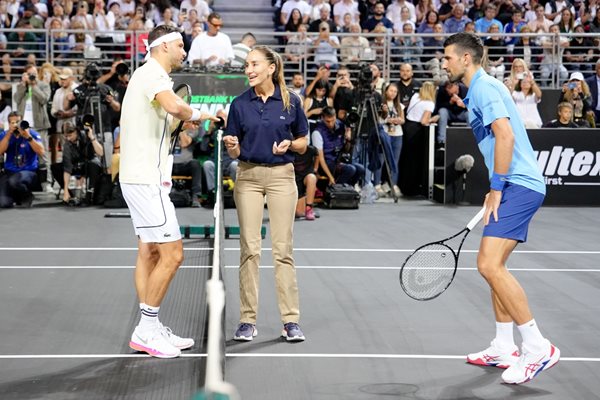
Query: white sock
139 304 160 331
494 321 515 350
518 319 546 353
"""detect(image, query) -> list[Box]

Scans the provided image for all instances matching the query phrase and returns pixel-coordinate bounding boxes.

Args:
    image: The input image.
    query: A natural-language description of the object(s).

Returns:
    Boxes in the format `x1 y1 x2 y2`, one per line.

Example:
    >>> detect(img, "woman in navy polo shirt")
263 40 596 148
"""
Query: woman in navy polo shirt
223 46 309 343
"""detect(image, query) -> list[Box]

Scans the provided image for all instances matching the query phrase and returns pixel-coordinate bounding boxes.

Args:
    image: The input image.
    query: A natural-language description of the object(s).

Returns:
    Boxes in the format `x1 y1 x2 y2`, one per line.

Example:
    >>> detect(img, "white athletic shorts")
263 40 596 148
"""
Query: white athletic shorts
121 183 182 243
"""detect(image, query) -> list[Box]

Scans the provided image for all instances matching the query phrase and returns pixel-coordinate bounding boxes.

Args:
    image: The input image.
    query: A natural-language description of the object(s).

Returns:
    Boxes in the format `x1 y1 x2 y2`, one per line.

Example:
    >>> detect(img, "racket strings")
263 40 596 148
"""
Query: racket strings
400 243 457 300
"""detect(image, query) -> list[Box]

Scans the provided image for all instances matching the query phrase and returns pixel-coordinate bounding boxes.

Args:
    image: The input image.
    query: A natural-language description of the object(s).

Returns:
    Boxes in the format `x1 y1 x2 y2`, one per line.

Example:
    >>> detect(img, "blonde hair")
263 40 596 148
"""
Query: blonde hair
252 45 293 112
419 81 437 102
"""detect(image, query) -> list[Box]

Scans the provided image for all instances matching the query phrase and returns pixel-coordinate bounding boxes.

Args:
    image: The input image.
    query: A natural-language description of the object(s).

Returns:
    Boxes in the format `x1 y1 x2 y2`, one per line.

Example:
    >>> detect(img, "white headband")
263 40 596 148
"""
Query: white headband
143 32 183 61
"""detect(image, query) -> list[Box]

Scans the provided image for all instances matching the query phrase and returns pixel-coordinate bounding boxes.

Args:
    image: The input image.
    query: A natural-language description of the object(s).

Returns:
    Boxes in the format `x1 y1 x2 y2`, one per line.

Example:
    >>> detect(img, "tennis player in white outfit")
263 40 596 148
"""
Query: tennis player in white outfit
120 25 217 358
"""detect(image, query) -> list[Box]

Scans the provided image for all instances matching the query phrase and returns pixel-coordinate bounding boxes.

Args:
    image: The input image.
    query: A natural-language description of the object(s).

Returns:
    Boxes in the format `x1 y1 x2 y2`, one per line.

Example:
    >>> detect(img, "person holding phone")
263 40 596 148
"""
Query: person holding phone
558 72 595 127
223 45 309 343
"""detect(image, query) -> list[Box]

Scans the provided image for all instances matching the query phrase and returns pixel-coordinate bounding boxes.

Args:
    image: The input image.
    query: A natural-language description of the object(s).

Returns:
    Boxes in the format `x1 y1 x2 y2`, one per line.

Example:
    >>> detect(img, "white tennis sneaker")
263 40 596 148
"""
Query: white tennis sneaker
129 326 181 358
158 322 195 350
467 339 520 369
502 340 560 384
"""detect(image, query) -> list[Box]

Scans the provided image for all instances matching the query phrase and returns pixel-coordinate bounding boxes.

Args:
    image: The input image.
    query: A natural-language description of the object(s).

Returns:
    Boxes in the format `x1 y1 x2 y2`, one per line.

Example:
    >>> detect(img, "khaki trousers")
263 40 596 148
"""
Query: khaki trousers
234 161 300 324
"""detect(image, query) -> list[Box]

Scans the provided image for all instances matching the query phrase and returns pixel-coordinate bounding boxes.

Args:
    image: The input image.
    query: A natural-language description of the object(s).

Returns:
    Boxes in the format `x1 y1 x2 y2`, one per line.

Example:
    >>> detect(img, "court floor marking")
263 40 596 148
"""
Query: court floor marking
0 247 599 255
0 353 598 362
1 265 599 272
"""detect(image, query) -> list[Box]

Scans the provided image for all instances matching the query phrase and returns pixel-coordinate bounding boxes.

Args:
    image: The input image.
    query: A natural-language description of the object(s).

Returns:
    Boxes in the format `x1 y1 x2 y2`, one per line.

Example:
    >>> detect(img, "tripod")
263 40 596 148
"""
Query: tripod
354 93 399 203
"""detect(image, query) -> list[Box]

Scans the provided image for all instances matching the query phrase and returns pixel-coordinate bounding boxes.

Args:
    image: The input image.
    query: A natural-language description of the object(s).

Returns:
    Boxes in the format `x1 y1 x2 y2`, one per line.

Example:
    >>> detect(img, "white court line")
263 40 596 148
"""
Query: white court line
1 265 600 272
0 247 599 254
0 353 598 362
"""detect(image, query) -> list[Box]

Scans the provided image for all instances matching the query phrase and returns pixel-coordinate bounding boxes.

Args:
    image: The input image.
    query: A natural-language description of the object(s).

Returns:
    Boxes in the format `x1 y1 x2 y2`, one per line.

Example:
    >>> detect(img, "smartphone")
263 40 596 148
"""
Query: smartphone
181 7 187 15
568 82 577 90
516 73 524 80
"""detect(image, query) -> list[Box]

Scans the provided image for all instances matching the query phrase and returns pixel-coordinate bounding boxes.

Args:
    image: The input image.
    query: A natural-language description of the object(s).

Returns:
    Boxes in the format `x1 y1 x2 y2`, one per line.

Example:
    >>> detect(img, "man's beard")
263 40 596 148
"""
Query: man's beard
447 71 464 83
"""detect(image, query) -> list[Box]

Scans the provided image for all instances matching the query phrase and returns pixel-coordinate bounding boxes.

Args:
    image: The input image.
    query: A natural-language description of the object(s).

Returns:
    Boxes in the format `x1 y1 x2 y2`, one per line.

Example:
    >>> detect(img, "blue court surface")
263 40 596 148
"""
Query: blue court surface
0 197 598 400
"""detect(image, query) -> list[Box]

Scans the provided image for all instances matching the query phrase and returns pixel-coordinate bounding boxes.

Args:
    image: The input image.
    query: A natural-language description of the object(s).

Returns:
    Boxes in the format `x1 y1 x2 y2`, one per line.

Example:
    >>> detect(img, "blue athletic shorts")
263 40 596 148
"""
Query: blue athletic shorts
482 183 545 243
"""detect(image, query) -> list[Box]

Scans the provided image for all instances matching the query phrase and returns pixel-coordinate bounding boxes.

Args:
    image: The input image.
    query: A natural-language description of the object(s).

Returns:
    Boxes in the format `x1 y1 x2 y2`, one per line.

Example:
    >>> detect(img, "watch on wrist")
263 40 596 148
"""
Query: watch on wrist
26 136 33 142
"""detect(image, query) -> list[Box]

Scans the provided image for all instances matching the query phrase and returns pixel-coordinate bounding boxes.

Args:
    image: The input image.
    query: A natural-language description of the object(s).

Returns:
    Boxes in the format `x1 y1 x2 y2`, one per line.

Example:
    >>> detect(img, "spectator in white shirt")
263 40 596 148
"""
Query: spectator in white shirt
280 0 311 25
333 0 360 27
180 0 210 22
187 12 234 65
387 0 417 25
544 0 575 23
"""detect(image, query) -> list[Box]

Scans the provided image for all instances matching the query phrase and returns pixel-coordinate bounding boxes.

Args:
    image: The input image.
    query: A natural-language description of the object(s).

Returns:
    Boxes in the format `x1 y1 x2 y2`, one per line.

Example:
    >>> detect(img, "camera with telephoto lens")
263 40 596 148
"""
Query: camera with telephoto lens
14 120 30 135
28 73 36 82
77 114 95 136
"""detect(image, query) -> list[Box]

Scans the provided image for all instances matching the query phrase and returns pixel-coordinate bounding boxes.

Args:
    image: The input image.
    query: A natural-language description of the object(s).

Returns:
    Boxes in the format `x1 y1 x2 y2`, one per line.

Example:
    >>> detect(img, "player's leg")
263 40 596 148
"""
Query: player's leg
134 240 160 303
265 163 304 341
467 237 521 368
232 163 266 340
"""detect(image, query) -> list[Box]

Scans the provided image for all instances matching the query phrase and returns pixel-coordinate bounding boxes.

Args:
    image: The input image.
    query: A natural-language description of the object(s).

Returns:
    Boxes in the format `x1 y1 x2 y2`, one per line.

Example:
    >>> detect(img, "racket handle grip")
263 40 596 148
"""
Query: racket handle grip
467 207 486 231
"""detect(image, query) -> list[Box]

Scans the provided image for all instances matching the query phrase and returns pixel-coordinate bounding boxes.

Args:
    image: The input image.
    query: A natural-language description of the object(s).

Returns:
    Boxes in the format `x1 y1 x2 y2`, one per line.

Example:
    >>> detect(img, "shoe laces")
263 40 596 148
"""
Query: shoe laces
284 322 300 331
157 322 175 338
238 323 254 331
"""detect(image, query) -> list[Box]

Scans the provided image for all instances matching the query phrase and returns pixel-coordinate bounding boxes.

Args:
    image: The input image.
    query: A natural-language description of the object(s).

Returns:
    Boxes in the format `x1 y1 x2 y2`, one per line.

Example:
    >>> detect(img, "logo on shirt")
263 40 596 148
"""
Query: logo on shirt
164 233 171 238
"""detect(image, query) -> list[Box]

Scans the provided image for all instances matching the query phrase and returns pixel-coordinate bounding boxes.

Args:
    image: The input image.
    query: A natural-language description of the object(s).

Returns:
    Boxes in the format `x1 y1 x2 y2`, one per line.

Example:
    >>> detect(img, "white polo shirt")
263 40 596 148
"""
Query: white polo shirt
119 57 174 185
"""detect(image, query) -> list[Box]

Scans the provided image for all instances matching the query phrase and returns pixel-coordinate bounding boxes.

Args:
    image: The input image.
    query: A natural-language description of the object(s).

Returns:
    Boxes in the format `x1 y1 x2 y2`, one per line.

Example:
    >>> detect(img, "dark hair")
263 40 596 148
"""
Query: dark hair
207 12 221 23
7 111 21 120
241 32 256 42
443 32 484 65
322 106 336 117
63 122 77 134
148 25 181 47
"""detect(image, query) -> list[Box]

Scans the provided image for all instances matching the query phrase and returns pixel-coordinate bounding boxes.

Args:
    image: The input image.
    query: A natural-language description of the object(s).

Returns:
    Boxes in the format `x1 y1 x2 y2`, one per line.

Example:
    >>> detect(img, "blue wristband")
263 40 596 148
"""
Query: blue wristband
490 172 508 191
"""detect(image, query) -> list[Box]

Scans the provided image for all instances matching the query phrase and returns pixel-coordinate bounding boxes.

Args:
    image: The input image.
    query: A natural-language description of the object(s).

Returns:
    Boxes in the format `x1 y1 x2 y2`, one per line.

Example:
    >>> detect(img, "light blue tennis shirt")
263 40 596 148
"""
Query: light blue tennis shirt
462 68 546 195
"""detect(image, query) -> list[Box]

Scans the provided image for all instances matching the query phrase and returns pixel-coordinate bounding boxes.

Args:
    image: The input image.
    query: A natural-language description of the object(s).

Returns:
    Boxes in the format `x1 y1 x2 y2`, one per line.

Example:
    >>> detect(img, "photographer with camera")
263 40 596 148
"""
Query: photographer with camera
66 62 121 169
14 64 52 192
312 106 364 187
50 118 104 205
201 109 238 200
0 111 45 208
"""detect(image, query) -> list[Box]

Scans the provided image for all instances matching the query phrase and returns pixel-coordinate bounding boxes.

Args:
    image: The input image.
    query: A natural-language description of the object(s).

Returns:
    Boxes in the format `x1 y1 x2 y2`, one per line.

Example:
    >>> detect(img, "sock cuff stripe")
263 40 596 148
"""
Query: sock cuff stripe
141 310 158 317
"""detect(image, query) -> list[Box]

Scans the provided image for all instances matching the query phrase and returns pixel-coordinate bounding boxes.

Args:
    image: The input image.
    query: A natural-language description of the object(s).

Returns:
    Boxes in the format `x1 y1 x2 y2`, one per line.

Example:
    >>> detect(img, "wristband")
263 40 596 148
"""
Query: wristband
188 108 201 122
490 172 508 191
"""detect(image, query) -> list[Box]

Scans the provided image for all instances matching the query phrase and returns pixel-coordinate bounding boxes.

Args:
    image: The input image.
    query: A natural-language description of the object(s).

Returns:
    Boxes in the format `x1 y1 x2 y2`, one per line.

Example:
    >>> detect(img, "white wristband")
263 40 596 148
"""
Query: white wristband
188 108 201 122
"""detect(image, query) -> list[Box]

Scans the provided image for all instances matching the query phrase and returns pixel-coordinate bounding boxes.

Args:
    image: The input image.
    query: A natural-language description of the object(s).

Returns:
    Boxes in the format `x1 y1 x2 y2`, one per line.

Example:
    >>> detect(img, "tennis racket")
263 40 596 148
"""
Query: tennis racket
399 207 486 301
162 83 192 186
169 83 192 155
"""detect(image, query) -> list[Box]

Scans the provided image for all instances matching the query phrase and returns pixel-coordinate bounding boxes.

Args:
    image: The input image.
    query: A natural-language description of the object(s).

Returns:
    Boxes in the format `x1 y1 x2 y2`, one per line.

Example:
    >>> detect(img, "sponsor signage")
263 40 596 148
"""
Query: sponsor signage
444 128 600 206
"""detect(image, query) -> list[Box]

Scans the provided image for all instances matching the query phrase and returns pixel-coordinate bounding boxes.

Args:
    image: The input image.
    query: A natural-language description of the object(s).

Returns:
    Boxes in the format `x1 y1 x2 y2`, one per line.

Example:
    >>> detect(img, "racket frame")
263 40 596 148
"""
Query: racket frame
169 83 192 155
399 207 485 301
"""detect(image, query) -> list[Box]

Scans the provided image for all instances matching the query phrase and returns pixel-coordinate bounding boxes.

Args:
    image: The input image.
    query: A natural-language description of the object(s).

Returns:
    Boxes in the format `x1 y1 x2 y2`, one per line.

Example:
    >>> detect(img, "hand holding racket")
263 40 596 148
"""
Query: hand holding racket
399 207 485 301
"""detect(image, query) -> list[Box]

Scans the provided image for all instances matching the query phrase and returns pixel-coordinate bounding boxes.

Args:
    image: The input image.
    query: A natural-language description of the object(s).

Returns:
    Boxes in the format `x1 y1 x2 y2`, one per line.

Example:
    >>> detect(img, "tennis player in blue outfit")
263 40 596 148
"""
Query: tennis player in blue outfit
442 32 559 384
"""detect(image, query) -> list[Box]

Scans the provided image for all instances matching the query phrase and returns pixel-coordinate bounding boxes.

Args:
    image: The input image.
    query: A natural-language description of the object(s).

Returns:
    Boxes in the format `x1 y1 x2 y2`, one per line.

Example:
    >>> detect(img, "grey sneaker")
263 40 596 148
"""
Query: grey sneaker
282 322 305 342
233 323 257 341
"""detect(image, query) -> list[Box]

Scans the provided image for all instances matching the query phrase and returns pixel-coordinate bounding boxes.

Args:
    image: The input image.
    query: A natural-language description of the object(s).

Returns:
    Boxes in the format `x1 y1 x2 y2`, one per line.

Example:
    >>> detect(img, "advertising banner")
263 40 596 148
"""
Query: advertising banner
444 128 600 206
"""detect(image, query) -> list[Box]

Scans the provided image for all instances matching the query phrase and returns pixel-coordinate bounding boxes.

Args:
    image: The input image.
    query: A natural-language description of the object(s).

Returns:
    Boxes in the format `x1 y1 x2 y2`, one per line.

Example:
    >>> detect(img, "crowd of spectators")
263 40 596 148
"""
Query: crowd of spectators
1 0 599 209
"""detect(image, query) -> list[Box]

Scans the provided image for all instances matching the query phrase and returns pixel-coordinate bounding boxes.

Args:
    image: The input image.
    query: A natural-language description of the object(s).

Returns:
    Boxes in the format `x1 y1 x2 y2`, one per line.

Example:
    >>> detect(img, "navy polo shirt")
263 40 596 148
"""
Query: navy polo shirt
226 85 309 165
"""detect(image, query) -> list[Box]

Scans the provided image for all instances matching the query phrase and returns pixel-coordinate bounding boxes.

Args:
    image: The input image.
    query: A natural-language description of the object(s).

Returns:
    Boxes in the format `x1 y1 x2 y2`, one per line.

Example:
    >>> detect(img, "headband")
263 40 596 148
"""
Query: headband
143 32 183 61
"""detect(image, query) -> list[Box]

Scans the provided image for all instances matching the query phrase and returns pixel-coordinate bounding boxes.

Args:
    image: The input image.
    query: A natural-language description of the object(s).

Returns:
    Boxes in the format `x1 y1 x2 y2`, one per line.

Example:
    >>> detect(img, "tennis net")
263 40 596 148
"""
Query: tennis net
194 129 239 400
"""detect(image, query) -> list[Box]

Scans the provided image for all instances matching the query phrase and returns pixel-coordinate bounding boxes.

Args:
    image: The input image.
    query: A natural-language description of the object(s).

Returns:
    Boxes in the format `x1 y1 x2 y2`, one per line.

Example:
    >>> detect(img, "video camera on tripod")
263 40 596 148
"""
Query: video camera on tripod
344 63 375 129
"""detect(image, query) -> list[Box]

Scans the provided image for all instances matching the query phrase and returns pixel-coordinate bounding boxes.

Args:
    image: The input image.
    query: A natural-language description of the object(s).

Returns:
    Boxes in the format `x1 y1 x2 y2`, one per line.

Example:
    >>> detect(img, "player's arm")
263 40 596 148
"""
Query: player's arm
485 117 515 225
155 89 219 123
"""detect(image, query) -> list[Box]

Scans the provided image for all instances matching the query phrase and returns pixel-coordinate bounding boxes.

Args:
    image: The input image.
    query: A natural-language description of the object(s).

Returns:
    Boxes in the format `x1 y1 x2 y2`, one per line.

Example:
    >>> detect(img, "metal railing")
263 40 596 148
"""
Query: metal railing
1 28 597 88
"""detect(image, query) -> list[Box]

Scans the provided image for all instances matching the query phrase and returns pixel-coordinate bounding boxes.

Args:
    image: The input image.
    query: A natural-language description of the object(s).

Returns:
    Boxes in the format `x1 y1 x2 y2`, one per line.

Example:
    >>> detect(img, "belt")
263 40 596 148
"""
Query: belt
240 160 290 167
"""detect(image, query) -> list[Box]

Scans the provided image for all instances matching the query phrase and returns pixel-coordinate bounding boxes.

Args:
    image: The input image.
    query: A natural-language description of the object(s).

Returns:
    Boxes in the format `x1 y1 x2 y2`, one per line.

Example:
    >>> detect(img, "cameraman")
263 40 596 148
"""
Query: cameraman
0 111 45 208
14 64 52 192
312 106 364 186
66 62 121 168
202 110 238 198
51 121 104 204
